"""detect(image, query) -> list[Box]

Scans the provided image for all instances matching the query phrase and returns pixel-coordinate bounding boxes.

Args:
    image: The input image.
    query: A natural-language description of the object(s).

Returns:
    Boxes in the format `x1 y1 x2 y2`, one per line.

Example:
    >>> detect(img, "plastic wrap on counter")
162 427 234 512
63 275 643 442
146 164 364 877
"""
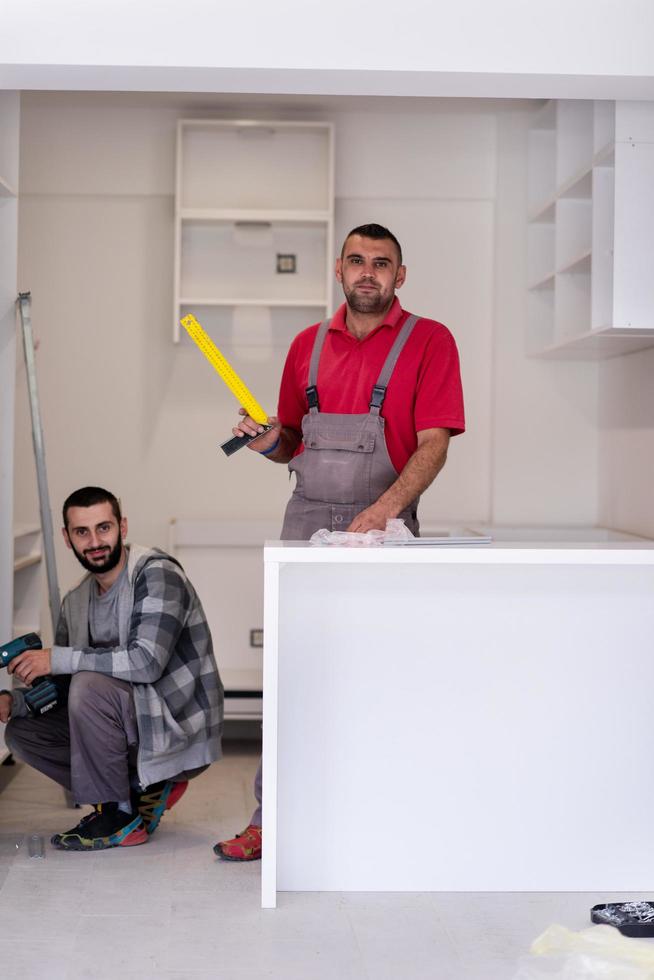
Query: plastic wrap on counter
310 518 415 547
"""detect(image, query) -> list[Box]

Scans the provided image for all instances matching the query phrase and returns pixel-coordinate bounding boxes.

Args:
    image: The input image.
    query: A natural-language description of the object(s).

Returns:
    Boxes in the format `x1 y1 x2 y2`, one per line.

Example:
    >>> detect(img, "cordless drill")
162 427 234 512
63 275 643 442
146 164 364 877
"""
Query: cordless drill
0 632 59 716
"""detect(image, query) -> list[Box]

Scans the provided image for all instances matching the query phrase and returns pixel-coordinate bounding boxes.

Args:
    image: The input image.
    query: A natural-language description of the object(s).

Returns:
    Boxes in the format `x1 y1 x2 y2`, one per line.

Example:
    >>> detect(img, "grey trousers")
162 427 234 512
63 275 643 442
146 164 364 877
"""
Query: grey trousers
5 672 140 805
251 760 262 827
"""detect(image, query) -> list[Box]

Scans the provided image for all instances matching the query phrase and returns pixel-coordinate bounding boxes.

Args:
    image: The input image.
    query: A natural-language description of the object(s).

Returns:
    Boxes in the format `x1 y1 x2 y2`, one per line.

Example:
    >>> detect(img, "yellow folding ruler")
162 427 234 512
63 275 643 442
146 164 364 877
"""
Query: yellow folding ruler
181 313 272 456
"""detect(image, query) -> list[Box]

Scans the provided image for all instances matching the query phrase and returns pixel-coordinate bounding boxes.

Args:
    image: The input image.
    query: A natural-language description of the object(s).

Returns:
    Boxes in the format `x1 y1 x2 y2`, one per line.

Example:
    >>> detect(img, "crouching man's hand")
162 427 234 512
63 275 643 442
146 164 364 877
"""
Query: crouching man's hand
8 648 52 685
0 692 12 723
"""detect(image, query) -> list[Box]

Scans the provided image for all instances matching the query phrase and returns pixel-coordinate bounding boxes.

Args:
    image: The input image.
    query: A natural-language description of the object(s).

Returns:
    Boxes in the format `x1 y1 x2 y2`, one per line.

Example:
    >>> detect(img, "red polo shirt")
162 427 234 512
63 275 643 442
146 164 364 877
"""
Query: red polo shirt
277 298 465 474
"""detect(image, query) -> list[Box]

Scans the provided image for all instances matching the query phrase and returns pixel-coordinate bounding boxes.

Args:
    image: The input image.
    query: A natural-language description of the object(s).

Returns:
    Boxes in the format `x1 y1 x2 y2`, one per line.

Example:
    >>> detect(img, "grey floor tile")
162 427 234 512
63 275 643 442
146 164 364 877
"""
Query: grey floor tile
0 941 71 980
347 903 461 980
71 912 171 973
161 935 367 979
3 746 635 980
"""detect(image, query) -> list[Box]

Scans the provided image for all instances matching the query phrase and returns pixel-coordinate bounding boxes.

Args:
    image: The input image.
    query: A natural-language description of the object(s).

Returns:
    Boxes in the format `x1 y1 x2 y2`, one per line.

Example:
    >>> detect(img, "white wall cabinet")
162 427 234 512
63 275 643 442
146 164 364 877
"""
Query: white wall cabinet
527 100 654 359
173 119 334 348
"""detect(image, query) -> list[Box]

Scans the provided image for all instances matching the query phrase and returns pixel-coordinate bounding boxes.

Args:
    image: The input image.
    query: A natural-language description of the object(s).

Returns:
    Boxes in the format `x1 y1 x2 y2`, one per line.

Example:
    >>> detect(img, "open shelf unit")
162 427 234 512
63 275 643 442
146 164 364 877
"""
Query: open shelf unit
527 100 654 358
0 93 20 762
12 525 42 637
1 525 42 763
173 119 334 346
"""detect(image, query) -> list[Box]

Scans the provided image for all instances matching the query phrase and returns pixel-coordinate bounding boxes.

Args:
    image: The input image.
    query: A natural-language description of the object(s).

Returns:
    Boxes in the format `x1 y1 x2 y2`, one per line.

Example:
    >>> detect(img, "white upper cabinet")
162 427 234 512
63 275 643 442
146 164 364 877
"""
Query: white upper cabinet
527 100 654 358
173 119 334 346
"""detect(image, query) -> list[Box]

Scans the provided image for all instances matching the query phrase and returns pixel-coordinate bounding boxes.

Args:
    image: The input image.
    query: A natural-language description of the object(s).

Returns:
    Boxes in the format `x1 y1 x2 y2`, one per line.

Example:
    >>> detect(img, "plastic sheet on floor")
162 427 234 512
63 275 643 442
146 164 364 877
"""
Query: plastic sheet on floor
513 923 654 980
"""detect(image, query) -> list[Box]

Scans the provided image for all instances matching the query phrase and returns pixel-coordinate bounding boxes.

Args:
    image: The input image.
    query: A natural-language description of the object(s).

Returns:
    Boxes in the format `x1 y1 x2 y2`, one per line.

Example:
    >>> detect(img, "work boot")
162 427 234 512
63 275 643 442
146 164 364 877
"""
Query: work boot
134 779 189 836
51 803 147 851
213 824 262 861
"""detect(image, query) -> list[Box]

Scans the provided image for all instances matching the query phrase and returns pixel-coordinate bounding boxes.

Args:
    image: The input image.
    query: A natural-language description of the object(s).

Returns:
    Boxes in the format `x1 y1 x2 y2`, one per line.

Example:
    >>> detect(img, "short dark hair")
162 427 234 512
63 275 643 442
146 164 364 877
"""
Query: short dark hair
342 223 403 264
62 486 122 528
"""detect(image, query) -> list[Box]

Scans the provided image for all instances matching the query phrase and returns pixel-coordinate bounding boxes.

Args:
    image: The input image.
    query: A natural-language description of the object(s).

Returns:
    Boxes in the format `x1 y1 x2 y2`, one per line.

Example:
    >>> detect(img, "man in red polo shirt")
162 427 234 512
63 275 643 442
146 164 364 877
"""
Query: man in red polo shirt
214 222 465 860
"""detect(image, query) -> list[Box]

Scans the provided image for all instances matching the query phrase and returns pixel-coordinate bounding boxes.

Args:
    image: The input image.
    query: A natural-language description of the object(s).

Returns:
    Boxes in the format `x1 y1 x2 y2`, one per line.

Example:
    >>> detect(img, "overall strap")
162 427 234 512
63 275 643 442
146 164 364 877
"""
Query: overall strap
369 314 420 415
305 319 331 414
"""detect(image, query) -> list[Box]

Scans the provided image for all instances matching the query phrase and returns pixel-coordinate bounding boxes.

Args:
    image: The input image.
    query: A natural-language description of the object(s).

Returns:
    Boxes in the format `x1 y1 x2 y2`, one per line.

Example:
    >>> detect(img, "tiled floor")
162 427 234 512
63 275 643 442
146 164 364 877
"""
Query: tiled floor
0 740 647 979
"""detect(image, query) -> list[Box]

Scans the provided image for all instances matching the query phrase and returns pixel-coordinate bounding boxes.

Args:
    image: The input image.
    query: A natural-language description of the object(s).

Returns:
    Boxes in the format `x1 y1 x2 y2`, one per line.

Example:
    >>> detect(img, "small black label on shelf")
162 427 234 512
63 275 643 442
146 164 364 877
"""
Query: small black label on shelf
276 254 296 274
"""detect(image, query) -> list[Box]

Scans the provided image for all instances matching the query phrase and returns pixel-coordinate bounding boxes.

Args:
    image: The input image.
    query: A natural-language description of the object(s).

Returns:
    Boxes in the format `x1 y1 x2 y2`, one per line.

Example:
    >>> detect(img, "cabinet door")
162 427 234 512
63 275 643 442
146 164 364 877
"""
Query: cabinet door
612 142 654 329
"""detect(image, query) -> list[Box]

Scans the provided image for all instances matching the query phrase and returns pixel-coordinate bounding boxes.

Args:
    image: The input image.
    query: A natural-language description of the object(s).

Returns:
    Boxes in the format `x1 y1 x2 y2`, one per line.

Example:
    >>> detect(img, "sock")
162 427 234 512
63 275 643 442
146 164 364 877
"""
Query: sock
117 800 133 814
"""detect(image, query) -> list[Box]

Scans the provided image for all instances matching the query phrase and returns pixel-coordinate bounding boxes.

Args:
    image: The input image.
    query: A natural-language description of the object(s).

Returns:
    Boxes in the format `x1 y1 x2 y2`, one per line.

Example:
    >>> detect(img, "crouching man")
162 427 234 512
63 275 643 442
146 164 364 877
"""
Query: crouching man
0 486 223 851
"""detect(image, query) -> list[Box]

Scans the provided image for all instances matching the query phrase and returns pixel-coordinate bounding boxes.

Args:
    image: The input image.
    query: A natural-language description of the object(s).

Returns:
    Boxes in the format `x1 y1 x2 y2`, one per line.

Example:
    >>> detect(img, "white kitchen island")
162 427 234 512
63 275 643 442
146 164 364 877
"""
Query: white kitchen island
261 539 654 908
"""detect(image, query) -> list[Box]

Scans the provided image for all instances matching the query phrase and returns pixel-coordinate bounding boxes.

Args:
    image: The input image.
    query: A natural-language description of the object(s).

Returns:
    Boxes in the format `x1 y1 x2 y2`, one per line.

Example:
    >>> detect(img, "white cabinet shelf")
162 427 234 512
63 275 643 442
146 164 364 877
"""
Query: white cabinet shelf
180 208 331 223
0 174 16 197
174 119 334 345
1 526 42 762
526 100 654 359
12 525 42 637
558 249 591 276
14 554 41 573
179 297 328 307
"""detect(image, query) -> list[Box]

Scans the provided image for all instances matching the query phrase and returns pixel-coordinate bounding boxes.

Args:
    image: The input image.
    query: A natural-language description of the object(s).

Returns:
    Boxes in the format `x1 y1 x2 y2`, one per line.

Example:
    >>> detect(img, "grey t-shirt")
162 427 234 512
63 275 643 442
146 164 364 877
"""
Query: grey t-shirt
88 563 130 648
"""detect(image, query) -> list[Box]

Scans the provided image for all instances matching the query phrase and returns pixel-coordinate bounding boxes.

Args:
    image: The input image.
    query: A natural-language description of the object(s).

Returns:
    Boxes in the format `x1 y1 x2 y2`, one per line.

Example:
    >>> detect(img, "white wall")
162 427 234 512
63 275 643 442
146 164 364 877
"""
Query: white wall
14 92 609 602
333 105 497 524
597 349 654 538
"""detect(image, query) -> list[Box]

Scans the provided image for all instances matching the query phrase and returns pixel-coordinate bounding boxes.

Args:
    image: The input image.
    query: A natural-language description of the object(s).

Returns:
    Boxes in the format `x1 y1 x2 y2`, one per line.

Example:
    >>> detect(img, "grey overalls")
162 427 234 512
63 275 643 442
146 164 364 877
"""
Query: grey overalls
250 314 423 826
280 313 422 541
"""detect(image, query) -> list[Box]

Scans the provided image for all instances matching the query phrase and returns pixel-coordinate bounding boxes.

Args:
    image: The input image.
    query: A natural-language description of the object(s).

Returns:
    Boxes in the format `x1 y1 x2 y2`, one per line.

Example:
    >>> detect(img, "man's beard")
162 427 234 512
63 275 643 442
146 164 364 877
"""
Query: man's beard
343 282 392 315
70 536 123 574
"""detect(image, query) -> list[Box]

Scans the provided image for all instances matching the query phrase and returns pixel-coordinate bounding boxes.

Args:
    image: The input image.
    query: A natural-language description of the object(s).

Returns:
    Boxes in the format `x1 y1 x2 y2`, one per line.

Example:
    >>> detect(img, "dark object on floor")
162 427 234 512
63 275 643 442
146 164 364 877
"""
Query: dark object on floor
591 901 654 936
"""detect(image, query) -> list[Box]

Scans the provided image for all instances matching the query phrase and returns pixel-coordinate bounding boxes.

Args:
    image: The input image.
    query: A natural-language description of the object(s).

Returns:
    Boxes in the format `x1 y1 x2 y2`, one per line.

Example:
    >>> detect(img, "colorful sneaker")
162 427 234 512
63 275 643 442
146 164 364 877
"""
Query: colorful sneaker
135 779 188 836
51 803 147 851
50 809 96 849
213 824 262 861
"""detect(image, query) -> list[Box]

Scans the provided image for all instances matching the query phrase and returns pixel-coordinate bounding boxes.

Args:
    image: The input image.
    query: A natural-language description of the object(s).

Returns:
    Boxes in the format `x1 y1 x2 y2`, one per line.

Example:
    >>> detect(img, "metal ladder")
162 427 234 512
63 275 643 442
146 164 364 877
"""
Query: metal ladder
17 292 61 633
14 293 73 805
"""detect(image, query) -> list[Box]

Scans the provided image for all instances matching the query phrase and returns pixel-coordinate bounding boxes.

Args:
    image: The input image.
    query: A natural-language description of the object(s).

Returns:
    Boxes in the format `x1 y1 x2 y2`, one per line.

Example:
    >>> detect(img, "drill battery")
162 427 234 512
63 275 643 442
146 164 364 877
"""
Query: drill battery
0 632 59 717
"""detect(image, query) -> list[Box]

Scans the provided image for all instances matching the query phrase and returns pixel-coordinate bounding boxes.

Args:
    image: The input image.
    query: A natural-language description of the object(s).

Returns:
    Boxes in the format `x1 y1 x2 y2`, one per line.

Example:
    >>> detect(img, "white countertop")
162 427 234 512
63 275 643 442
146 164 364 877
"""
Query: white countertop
264 539 654 564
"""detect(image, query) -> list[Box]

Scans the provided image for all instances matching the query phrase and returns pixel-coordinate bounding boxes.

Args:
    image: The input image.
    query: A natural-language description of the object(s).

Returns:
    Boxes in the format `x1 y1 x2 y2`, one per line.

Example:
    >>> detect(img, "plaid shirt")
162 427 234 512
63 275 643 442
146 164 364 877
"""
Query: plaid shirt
50 545 223 787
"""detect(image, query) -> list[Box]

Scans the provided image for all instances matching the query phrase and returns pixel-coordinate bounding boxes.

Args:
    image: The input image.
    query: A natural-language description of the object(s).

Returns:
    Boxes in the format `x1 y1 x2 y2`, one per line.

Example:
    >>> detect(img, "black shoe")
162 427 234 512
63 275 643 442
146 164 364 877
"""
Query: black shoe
50 809 96 847
51 803 148 851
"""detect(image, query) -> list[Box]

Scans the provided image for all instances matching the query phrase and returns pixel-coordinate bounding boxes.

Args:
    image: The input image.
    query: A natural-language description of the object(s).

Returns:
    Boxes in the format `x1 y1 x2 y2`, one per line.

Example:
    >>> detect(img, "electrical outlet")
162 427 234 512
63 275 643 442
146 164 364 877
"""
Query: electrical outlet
250 628 264 648
276 253 296 274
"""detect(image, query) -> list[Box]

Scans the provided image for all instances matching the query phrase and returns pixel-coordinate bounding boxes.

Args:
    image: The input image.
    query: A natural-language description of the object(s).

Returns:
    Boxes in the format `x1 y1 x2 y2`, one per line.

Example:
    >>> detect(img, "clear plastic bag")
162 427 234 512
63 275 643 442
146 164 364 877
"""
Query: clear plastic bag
513 924 654 980
310 518 415 547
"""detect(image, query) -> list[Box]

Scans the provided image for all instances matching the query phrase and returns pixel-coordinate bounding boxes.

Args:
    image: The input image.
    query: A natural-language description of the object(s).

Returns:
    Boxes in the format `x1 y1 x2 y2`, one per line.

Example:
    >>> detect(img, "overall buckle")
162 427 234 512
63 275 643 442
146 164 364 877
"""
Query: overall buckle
369 385 386 411
306 385 320 411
